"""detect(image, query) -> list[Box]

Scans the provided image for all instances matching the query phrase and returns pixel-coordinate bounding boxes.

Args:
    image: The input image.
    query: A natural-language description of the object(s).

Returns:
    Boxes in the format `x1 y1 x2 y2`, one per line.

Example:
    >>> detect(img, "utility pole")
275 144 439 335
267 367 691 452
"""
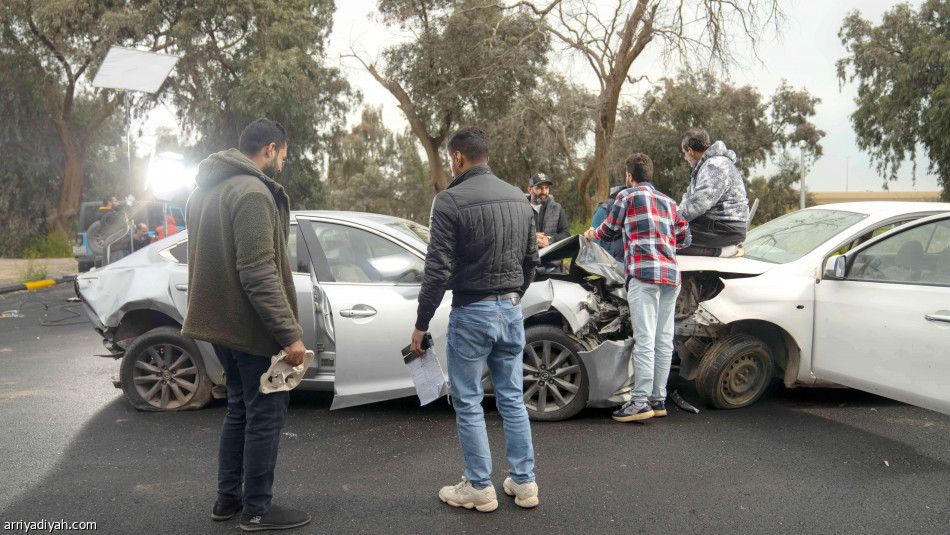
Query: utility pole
799 140 806 209
844 156 851 193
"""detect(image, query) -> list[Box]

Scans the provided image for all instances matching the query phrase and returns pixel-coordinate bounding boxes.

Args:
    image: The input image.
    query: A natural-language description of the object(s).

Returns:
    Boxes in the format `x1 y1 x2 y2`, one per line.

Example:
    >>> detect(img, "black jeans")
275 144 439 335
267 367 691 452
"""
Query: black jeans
214 345 289 515
680 215 747 256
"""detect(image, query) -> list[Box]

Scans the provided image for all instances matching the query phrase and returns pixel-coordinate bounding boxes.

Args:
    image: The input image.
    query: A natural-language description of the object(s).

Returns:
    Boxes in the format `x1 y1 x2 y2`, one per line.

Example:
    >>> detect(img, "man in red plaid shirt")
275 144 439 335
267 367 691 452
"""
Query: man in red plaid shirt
584 154 691 422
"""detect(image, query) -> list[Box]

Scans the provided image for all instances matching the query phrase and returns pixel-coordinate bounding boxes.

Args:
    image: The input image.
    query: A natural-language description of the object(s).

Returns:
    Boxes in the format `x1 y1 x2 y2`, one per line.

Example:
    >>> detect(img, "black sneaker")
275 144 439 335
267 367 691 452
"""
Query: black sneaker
211 500 242 521
240 505 311 532
650 400 667 417
612 400 654 422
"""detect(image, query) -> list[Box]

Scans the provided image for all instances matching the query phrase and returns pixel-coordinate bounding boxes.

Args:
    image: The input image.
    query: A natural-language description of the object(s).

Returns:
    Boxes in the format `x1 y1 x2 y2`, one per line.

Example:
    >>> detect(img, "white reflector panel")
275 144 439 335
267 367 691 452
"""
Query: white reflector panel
92 47 179 94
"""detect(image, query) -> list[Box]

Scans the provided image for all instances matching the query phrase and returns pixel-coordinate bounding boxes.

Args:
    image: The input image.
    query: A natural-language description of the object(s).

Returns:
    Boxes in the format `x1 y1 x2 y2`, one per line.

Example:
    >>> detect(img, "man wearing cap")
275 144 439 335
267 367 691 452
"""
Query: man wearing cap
527 173 570 249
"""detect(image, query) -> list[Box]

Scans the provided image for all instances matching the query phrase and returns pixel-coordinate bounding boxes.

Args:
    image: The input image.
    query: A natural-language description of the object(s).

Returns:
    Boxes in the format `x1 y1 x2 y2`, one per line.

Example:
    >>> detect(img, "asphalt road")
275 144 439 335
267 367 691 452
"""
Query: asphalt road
0 285 947 534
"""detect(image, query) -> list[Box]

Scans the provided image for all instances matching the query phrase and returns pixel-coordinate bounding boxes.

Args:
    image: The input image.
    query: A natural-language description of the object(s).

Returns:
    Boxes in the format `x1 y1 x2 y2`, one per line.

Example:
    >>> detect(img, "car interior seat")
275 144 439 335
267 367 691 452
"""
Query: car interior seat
893 240 925 281
932 247 950 285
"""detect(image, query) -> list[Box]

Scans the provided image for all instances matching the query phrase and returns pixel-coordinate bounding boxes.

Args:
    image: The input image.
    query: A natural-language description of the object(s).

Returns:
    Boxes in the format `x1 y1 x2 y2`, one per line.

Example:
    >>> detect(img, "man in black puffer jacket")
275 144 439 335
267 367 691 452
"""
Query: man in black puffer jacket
526 173 570 249
410 126 541 513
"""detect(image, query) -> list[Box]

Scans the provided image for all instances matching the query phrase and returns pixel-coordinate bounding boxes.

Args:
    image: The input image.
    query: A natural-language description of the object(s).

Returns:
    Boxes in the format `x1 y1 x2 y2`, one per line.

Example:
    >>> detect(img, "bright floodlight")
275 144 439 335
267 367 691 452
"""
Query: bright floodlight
92 47 179 93
146 152 196 202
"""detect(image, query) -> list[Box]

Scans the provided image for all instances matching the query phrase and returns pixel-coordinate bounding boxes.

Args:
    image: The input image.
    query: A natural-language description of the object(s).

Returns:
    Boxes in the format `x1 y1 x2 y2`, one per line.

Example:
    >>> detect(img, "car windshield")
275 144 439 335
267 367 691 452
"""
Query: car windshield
386 220 429 245
743 209 866 264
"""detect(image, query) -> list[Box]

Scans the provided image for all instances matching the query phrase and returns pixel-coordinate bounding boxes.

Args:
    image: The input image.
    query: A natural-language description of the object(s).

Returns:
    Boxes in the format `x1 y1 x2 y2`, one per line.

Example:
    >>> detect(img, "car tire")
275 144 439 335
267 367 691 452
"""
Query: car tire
77 260 94 273
695 333 775 409
119 326 213 412
86 220 108 256
522 325 589 422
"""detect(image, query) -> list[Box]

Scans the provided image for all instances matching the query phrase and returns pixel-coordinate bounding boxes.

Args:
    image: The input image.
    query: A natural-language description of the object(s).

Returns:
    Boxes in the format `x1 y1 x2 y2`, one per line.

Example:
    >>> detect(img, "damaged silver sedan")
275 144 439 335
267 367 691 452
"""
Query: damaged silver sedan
74 211 636 421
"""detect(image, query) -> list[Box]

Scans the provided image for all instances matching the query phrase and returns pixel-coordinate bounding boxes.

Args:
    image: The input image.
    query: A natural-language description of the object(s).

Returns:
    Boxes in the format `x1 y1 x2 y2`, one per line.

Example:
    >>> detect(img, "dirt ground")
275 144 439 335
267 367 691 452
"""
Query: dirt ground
0 258 79 286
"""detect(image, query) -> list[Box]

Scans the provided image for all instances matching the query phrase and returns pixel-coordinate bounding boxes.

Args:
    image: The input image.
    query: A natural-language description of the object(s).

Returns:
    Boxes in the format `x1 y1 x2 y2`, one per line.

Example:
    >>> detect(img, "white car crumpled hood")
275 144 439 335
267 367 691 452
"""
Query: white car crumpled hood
677 255 775 275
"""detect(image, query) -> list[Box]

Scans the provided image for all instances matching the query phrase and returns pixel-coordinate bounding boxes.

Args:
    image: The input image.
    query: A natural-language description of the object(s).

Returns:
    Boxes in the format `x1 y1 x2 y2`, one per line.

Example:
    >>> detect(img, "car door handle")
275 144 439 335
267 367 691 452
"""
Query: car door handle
924 313 950 323
175 284 187 291
340 306 377 318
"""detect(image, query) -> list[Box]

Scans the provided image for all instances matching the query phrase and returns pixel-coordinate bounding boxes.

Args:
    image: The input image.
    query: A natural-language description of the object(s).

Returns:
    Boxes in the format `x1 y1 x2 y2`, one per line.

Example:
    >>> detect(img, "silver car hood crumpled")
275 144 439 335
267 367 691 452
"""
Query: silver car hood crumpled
75 240 185 330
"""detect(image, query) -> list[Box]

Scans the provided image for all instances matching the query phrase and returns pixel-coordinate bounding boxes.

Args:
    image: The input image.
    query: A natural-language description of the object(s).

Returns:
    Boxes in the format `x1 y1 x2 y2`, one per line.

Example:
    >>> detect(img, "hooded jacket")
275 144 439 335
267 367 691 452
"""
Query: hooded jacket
679 140 750 224
181 148 302 357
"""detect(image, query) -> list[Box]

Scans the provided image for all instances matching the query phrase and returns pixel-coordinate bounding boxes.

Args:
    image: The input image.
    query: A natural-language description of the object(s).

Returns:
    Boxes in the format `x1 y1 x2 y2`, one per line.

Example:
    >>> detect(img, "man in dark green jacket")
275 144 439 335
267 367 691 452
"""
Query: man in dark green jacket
183 118 310 532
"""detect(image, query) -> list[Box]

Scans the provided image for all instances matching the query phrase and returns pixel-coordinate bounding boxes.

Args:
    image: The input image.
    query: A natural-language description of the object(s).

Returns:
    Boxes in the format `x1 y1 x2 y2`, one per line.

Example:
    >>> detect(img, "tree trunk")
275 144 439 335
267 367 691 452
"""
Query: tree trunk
422 139 448 192
46 155 83 234
578 93 619 220
46 119 86 234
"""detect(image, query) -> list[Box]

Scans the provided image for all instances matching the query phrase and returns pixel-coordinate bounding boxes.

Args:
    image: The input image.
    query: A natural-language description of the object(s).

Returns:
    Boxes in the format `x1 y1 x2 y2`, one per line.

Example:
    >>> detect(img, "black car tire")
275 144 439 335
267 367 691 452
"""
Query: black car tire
85 221 104 255
77 260 94 273
695 333 775 409
522 325 589 422
119 326 213 412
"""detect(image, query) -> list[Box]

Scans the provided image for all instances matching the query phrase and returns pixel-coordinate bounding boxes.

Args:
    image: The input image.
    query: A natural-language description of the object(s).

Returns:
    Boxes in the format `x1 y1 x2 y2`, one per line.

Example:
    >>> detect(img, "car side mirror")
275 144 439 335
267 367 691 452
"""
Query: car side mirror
823 255 847 280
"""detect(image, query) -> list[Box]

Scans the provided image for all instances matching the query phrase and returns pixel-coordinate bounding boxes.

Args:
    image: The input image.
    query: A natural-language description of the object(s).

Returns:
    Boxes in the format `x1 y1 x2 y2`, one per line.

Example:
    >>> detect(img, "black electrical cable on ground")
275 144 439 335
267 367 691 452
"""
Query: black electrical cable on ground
2 298 88 327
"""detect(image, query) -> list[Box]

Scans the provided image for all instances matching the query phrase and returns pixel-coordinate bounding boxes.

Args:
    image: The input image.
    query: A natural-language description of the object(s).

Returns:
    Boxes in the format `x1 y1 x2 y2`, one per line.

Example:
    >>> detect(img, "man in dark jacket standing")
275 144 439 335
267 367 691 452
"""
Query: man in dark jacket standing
410 127 541 513
526 173 570 248
183 119 311 532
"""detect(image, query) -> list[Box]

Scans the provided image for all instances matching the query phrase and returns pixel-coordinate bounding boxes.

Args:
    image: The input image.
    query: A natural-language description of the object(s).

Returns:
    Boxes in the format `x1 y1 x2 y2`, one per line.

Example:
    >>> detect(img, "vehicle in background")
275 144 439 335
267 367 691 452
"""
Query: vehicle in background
74 200 185 272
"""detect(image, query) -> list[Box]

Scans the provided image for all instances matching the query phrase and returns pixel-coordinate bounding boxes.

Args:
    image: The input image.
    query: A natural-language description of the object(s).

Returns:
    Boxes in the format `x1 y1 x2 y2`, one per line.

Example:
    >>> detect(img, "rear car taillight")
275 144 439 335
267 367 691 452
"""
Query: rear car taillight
76 233 83 245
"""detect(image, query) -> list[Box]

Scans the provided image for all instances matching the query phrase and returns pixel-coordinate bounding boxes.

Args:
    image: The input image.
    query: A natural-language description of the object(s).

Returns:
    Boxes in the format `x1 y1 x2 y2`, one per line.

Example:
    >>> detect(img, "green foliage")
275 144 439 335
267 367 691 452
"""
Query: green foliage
570 219 592 236
608 71 823 225
381 0 548 132
363 0 551 192
17 260 47 283
837 0 950 199
23 232 73 259
486 75 594 220
162 0 354 210
325 106 433 223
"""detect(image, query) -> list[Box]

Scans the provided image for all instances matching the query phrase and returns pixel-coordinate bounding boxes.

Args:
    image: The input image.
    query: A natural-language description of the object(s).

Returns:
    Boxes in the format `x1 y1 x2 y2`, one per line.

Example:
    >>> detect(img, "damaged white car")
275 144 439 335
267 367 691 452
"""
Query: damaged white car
75 203 950 421
671 202 950 414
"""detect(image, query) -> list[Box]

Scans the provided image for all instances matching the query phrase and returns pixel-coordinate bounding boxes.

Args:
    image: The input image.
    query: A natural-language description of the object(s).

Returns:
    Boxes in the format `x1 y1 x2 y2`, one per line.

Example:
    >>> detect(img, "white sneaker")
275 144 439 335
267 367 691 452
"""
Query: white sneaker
503 477 539 508
438 477 498 512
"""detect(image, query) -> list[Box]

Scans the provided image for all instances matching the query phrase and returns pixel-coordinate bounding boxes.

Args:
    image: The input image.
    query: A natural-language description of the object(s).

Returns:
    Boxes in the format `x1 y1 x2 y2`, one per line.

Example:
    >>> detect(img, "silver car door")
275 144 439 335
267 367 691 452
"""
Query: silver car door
813 215 950 414
297 217 450 410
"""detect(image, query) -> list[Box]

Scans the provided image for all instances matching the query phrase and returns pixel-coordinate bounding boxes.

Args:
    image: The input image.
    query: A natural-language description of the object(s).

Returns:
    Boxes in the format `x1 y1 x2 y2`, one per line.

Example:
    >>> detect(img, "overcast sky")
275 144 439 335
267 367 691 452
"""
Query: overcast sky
145 0 939 193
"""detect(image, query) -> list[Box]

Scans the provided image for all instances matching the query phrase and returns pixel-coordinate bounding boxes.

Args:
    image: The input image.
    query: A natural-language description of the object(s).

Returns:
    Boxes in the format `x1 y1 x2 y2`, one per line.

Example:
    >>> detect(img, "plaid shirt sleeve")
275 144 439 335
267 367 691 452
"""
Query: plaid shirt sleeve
593 192 628 242
673 204 692 249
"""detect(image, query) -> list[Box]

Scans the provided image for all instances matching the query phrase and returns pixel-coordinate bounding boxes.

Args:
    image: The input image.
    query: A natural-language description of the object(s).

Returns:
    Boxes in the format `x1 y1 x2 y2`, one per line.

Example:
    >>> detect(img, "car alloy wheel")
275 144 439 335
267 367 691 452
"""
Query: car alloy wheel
522 325 589 421
119 326 212 411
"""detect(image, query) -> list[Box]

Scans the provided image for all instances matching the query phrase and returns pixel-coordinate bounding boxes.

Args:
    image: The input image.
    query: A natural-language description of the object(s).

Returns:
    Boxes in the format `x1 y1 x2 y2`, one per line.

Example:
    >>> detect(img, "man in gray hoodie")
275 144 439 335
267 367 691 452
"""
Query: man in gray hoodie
678 128 750 257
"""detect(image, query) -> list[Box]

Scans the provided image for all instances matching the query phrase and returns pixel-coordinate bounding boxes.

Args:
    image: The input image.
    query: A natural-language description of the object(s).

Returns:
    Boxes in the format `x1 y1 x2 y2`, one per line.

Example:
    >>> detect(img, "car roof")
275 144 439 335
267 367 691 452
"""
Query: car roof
291 210 411 226
805 201 950 218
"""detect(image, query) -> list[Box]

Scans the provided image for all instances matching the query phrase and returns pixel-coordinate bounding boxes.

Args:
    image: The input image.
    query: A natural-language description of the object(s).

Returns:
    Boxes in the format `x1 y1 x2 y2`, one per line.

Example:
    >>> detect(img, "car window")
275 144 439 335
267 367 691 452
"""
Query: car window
168 240 187 264
849 219 950 285
288 224 312 274
835 220 911 255
744 210 866 264
308 221 424 284
386 220 430 245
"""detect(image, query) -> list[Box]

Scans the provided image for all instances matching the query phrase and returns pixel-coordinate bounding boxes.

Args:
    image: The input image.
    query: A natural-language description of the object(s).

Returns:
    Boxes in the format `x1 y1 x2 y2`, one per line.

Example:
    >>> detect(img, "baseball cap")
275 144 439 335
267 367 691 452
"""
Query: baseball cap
529 173 553 187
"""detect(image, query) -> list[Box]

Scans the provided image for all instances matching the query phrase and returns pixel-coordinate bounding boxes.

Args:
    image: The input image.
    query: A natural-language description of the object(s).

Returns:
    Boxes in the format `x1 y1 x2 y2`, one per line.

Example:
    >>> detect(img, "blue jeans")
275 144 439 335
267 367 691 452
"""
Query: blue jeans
446 299 535 487
626 278 681 404
214 345 290 515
